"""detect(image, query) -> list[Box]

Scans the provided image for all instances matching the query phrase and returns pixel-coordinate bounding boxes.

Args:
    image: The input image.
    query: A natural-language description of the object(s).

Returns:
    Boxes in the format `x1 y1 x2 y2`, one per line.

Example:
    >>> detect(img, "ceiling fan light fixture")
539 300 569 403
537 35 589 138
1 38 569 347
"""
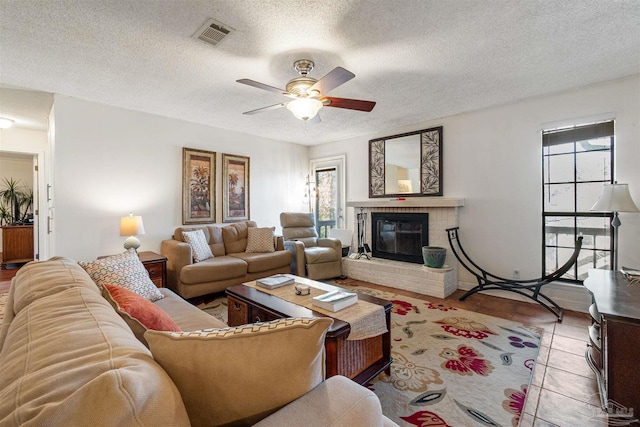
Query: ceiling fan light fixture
286 98 323 121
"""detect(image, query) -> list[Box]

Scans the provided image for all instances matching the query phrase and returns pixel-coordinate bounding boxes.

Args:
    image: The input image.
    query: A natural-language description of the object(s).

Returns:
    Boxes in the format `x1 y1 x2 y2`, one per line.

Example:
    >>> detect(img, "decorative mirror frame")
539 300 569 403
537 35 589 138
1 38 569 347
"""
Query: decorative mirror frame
369 126 443 198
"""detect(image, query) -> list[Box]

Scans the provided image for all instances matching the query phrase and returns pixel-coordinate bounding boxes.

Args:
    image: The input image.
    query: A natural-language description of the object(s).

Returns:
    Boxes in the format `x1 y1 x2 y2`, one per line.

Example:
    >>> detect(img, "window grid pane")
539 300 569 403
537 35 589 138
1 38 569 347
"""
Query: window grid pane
542 123 614 284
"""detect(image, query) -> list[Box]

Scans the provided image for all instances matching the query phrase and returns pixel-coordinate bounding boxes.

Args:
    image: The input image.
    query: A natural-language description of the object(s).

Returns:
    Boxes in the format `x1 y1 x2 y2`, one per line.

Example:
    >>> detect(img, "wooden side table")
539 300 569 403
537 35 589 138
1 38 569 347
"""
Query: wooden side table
137 251 167 288
1 225 34 269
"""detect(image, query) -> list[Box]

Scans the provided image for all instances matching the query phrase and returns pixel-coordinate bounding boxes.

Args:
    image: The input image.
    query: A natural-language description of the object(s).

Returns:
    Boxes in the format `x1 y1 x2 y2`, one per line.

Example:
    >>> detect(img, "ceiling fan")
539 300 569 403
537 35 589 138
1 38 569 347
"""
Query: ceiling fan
236 59 376 123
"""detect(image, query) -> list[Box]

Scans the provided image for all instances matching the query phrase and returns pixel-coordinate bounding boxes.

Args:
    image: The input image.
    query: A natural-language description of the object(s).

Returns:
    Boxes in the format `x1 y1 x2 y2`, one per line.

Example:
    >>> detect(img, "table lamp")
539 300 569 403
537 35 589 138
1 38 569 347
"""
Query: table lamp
120 214 145 251
591 183 639 270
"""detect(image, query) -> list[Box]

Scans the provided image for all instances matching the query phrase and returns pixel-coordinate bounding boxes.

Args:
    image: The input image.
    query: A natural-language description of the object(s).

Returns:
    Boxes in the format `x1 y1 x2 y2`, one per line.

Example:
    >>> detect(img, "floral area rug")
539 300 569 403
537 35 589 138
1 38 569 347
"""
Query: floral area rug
197 285 540 427
337 284 540 427
0 291 8 323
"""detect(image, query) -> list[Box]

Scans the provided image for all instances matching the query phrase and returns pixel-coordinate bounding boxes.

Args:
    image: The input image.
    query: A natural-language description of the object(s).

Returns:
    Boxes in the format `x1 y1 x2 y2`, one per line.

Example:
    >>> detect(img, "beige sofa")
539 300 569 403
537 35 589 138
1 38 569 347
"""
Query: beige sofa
0 257 399 426
162 220 292 299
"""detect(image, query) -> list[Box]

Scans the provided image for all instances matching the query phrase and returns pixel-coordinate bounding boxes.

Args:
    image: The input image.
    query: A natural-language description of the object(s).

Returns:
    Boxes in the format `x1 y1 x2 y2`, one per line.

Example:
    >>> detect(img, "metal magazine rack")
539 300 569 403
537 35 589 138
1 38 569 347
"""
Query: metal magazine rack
446 227 583 322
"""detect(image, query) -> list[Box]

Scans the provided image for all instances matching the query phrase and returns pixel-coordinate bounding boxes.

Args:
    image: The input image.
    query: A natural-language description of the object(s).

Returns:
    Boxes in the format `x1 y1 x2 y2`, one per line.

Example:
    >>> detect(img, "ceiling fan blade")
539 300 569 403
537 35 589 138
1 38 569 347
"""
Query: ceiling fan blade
322 97 376 112
236 79 296 98
309 67 355 95
242 102 287 115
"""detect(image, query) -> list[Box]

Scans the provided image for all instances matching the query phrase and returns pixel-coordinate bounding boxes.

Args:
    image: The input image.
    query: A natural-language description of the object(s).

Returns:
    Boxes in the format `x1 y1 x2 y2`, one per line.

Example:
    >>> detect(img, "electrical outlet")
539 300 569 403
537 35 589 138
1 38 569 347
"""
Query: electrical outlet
513 270 520 279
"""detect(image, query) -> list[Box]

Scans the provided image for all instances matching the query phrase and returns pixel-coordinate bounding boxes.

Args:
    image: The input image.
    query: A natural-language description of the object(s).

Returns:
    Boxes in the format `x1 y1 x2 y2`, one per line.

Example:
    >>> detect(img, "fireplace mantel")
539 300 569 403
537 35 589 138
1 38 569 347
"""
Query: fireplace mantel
347 197 464 208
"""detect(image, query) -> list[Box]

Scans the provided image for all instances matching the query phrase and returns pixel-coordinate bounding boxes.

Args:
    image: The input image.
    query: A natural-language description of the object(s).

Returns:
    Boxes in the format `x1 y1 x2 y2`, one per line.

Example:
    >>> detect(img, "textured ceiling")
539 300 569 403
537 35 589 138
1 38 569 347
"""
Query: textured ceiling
1 0 639 145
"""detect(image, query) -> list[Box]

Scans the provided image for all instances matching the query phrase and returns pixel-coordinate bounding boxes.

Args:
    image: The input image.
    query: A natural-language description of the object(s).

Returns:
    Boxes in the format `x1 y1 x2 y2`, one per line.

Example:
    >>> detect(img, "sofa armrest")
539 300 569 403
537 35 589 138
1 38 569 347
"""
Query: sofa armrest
254 375 395 427
161 239 193 291
317 237 342 252
275 235 285 251
283 240 306 276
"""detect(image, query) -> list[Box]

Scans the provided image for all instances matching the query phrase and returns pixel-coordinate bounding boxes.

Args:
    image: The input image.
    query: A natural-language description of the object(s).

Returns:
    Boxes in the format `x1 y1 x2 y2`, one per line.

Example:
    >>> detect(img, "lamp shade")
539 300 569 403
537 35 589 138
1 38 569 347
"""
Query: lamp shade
286 98 323 121
120 215 145 236
590 183 640 213
0 118 14 129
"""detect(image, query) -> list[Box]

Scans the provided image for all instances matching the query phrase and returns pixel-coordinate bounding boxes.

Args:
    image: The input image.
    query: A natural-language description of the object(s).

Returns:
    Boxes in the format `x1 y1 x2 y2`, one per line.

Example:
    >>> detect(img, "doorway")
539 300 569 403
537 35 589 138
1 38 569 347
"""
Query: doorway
310 155 346 238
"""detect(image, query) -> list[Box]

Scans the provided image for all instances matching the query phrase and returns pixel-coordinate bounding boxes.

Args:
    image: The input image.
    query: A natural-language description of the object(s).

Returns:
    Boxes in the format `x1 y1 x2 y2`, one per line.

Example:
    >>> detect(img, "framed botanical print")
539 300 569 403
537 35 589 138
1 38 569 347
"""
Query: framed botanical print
182 147 216 224
222 153 250 223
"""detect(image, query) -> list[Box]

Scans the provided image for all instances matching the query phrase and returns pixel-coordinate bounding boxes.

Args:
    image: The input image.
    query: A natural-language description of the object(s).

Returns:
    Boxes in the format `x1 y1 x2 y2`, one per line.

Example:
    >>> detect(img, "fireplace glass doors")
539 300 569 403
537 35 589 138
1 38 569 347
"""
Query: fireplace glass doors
371 213 428 264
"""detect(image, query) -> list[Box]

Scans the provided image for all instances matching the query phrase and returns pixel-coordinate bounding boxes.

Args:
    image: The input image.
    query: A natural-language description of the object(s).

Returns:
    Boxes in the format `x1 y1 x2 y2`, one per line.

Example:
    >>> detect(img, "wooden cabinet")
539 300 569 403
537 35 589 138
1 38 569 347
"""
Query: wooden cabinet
138 251 167 288
1 225 34 269
584 269 640 414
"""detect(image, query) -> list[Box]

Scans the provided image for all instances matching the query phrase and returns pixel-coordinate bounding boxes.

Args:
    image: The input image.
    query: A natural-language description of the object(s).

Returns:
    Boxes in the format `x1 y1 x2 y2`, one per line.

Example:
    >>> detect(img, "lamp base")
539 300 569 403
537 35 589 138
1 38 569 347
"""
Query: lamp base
123 236 141 251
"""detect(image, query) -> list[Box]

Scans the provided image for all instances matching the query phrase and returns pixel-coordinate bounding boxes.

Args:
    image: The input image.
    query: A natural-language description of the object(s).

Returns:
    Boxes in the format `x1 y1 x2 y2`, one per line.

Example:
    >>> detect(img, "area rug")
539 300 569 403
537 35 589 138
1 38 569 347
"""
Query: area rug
198 285 540 427
0 291 8 323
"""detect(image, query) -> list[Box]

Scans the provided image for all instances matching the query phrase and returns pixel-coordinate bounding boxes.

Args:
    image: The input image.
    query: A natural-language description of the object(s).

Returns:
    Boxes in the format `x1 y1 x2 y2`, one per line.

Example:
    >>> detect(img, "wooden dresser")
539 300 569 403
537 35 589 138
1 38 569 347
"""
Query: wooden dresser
1 225 34 269
584 269 640 414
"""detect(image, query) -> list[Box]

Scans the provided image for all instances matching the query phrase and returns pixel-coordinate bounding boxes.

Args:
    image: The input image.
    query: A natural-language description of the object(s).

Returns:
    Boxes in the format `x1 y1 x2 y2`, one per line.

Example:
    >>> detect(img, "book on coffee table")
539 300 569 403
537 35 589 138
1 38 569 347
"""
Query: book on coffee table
256 274 295 289
312 290 358 312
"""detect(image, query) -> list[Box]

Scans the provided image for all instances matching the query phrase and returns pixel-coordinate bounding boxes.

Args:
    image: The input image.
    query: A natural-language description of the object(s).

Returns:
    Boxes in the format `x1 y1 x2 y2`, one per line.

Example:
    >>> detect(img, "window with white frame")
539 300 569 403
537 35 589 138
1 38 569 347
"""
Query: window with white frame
542 120 614 282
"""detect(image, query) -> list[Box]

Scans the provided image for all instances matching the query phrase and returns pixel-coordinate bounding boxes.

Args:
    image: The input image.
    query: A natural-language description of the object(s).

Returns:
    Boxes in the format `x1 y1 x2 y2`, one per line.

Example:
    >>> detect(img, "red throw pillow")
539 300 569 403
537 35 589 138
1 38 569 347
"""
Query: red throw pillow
105 284 181 332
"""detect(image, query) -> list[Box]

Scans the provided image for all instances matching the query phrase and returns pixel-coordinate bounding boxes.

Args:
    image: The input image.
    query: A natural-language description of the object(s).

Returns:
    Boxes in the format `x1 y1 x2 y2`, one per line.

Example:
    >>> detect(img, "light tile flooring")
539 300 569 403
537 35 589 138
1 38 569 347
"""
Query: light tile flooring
0 267 606 426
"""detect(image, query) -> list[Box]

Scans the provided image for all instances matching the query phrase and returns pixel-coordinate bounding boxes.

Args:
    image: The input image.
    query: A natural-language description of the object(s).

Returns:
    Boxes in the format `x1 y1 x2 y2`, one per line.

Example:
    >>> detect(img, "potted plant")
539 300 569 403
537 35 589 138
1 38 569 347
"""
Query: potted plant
0 178 32 226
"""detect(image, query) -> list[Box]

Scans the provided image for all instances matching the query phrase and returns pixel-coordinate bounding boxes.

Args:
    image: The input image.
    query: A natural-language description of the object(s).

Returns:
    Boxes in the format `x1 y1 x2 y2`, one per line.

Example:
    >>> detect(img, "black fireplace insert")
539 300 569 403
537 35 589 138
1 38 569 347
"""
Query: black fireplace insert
371 212 429 264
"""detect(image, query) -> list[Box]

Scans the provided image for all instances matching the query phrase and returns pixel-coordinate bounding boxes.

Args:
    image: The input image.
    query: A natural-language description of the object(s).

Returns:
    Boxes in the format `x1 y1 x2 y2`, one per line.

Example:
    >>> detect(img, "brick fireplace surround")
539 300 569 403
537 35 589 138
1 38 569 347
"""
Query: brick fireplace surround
343 198 464 298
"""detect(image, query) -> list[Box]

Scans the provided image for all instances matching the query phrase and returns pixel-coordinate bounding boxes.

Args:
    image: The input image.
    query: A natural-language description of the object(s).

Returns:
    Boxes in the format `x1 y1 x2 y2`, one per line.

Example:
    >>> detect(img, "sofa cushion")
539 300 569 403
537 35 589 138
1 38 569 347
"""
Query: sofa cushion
155 288 227 330
228 250 292 273
11 256 101 314
0 262 190 426
245 227 276 253
182 229 214 262
104 284 181 338
145 317 332 427
304 246 340 264
179 256 247 284
79 249 163 302
222 220 257 254
174 226 226 256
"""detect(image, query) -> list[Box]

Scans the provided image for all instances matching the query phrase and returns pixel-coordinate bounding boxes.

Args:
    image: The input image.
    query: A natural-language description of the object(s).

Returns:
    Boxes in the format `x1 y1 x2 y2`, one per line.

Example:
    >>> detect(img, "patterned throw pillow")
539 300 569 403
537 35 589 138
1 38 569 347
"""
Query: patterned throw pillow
182 229 214 262
144 317 332 427
245 227 275 253
79 249 163 302
103 284 180 346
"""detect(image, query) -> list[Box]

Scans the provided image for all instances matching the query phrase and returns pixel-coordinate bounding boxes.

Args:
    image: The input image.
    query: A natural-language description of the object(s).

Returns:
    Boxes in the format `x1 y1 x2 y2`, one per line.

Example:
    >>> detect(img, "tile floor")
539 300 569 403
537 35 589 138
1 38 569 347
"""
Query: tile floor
0 267 609 426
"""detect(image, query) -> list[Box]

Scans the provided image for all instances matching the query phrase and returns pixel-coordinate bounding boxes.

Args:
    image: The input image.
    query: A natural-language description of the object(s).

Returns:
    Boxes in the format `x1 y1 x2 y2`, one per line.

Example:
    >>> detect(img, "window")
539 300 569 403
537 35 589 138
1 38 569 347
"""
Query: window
310 155 346 238
542 121 614 282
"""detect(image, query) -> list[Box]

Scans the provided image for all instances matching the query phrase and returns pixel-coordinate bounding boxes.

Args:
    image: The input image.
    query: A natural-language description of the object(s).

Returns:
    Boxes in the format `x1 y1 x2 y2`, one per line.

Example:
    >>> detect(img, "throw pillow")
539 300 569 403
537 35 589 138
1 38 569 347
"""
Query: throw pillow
145 317 333 427
79 249 163 302
104 285 182 343
245 226 275 253
182 229 214 262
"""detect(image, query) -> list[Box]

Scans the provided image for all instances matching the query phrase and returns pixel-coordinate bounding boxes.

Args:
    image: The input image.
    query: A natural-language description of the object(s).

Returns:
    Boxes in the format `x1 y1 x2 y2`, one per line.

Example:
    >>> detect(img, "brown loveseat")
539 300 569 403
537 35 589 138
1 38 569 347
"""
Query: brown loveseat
0 257 399 427
161 221 292 299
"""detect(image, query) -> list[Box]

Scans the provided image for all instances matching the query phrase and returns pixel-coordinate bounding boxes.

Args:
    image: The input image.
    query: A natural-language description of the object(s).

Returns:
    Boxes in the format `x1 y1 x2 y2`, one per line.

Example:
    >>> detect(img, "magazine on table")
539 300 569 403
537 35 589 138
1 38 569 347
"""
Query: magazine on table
256 274 295 289
312 290 358 312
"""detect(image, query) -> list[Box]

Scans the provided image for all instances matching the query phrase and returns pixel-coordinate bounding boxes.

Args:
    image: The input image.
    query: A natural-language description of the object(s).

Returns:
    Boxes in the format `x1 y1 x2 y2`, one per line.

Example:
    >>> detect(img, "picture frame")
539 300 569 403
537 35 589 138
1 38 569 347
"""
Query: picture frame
182 148 216 224
369 126 443 197
222 153 250 223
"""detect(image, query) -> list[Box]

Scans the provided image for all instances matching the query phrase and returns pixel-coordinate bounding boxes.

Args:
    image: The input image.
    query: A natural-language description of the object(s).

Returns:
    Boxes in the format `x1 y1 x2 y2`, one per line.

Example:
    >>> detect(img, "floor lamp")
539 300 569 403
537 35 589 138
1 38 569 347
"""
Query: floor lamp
591 183 639 271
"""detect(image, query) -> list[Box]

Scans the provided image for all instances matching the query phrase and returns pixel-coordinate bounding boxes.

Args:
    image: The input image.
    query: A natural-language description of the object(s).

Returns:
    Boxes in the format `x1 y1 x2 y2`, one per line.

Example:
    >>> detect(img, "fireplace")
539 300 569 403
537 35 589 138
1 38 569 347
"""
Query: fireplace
371 212 428 264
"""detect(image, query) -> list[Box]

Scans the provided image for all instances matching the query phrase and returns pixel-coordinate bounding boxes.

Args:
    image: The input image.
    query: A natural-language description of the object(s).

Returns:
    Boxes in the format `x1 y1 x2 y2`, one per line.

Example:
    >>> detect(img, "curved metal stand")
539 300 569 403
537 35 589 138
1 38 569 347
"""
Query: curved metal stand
446 227 583 322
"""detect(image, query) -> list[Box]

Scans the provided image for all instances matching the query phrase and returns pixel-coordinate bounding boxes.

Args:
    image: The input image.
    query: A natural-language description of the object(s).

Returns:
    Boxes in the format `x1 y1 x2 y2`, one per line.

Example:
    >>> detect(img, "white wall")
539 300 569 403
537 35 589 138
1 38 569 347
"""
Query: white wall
52 95 309 261
311 76 640 292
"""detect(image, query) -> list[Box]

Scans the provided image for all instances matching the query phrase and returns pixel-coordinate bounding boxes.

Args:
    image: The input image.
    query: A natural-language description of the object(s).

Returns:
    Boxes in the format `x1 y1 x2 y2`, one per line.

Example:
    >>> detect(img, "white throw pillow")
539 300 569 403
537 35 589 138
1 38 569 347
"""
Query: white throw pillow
245 227 275 253
182 229 214 262
78 249 163 302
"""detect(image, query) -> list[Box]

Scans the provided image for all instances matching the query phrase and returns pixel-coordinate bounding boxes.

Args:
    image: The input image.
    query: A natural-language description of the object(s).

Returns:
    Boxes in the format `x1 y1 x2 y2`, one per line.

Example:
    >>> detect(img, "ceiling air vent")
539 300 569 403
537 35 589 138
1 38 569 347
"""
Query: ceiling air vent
193 18 233 46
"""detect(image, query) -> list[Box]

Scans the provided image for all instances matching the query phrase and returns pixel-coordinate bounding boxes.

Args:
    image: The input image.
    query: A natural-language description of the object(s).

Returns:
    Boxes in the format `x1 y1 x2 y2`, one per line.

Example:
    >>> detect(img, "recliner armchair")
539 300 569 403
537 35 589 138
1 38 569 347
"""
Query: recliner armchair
280 212 343 280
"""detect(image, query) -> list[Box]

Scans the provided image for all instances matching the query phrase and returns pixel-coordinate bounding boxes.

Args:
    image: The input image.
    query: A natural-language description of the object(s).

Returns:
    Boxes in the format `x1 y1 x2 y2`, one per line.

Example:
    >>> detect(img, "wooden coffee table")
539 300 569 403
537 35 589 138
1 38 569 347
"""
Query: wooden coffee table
226 278 392 385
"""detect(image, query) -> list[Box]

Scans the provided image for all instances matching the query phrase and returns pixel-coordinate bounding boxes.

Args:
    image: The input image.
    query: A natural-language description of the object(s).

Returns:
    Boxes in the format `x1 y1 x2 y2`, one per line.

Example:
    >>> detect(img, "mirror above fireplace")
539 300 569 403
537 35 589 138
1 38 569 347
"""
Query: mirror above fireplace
369 126 443 198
